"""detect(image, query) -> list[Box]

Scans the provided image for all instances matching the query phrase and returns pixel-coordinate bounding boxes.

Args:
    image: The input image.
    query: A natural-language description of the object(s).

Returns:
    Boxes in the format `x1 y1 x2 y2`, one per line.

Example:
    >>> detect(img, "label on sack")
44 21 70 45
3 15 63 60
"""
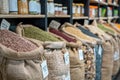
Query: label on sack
98 45 102 56
65 71 71 80
114 51 119 61
41 60 49 79
84 20 89 25
64 51 70 65
49 20 61 30
0 19 10 30
78 49 84 60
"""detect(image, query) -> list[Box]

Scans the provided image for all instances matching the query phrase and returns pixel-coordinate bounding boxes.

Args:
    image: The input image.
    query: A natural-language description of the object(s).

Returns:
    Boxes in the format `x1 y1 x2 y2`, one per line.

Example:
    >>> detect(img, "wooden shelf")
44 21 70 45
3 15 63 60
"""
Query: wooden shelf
99 1 108 6
48 15 70 18
0 14 45 18
89 17 99 20
114 16 119 19
73 16 88 19
99 17 108 19
90 0 99 4
108 17 114 19
108 3 119 7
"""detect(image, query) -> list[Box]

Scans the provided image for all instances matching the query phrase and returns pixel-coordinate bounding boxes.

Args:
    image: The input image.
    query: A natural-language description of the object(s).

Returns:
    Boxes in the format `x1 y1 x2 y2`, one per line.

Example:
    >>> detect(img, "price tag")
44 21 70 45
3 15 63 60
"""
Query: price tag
78 49 84 60
114 51 119 61
64 52 70 65
0 19 10 30
98 45 102 56
41 60 49 79
49 20 61 30
65 72 71 80
84 20 89 25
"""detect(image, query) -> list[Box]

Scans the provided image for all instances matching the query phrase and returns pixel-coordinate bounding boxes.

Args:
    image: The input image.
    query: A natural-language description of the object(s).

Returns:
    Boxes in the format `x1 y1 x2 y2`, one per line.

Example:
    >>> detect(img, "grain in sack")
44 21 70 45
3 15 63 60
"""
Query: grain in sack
0 30 48 80
43 42 70 80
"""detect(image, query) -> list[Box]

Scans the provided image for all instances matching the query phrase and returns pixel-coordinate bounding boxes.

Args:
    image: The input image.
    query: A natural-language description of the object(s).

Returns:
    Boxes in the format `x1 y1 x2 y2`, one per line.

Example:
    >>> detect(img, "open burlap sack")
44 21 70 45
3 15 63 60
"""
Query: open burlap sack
101 40 114 80
43 41 70 80
66 43 85 80
0 39 48 80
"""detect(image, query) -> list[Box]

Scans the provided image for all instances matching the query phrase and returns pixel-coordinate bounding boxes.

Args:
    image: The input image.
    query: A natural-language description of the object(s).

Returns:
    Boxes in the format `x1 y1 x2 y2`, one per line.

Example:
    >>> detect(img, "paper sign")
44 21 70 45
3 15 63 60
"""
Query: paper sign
114 51 119 61
64 52 70 65
65 72 71 80
0 19 10 30
78 49 84 60
49 20 61 29
41 60 49 79
84 20 89 25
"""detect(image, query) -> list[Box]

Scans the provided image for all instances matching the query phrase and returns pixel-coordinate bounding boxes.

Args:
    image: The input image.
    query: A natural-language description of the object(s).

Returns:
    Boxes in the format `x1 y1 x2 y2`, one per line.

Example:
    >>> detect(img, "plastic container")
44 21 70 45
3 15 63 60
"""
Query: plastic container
9 0 18 14
18 0 29 14
47 0 54 15
89 6 98 18
62 7 67 15
36 0 41 14
54 3 59 15
0 0 9 14
29 0 37 15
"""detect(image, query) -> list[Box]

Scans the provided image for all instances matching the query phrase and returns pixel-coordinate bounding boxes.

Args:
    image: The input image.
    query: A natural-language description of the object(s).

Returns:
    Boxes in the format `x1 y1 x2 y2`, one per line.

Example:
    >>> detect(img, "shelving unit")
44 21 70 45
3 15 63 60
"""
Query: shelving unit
0 0 119 31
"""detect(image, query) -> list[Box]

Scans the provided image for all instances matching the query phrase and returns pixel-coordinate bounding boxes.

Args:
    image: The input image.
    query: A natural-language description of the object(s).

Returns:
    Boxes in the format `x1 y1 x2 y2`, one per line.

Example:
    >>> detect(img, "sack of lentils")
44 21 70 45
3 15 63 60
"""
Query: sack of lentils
43 41 70 80
0 30 48 80
16 23 60 41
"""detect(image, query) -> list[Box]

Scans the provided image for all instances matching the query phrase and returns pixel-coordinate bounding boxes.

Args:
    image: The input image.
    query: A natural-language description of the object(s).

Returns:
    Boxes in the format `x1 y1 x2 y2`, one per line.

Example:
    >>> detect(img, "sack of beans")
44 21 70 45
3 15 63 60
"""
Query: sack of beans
16 23 60 41
43 41 70 80
67 43 85 80
0 0 9 14
0 30 48 80
61 22 97 45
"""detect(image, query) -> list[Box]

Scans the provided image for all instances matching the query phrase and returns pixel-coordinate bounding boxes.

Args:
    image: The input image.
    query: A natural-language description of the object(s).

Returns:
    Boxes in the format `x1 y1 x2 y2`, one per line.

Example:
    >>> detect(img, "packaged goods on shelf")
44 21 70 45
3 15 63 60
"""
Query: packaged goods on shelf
18 0 29 14
9 0 18 14
107 7 112 17
0 0 9 14
72 3 84 17
47 0 54 15
89 6 98 18
0 30 48 80
101 7 107 17
114 9 118 16
29 0 38 14
108 0 112 4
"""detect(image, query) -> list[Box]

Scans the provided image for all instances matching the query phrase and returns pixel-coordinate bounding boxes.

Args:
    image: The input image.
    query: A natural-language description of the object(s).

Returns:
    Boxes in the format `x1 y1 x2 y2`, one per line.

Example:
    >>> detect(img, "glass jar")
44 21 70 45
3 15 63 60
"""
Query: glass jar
0 0 9 14
18 0 29 14
73 3 77 17
58 4 62 15
81 4 84 16
54 3 59 15
47 0 54 15
29 0 37 14
36 0 41 14
9 0 18 14
62 7 67 15
77 4 81 17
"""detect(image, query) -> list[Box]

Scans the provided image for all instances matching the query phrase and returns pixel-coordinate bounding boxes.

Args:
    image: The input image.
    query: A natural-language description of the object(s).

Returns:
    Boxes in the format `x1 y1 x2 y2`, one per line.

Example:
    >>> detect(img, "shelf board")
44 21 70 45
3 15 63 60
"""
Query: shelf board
108 3 119 7
73 16 88 19
99 17 108 19
90 0 99 4
89 17 99 20
99 1 108 6
48 15 70 18
114 16 119 18
108 17 114 19
0 14 45 18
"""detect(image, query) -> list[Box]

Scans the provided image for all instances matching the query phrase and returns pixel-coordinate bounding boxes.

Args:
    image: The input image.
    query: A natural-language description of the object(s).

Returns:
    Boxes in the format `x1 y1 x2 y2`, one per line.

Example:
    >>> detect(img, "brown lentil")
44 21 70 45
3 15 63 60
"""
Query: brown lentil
0 30 37 52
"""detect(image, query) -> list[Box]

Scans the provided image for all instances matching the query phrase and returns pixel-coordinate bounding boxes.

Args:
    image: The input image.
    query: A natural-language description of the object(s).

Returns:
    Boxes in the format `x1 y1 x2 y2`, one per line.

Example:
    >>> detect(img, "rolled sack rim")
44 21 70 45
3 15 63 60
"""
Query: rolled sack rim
0 43 44 60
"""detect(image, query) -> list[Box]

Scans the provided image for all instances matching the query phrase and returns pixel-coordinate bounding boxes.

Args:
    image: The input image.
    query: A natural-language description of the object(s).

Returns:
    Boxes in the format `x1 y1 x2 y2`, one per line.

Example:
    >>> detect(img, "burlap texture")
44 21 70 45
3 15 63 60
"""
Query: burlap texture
101 40 114 80
69 48 85 80
0 39 47 80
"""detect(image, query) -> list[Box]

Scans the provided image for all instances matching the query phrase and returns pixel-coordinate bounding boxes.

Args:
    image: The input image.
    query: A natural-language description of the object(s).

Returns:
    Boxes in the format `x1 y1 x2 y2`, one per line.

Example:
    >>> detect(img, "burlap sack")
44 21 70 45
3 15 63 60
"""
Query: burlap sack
111 38 119 76
43 41 70 80
68 47 85 80
0 40 48 80
101 40 114 80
